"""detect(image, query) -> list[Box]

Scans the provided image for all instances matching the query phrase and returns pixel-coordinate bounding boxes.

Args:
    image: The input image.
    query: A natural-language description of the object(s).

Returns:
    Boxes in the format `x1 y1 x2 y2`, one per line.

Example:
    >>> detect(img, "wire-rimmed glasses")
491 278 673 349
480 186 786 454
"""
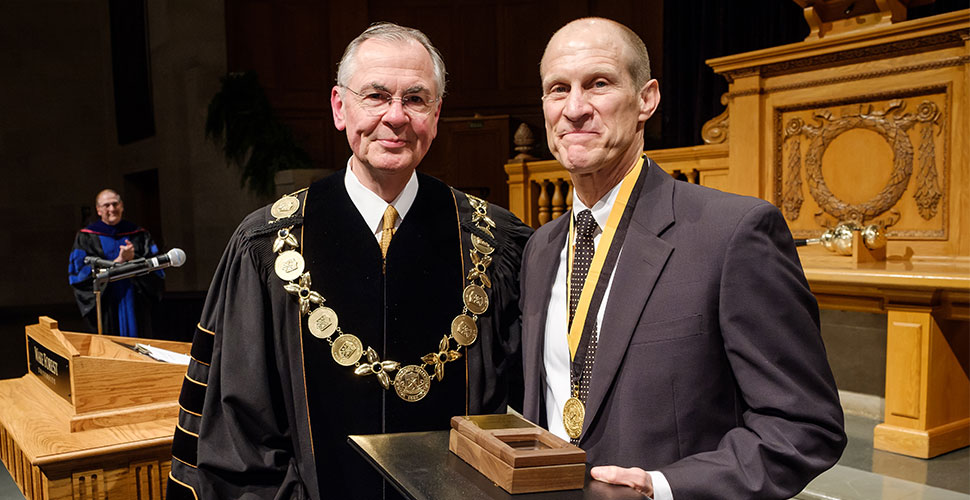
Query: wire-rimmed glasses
342 86 439 116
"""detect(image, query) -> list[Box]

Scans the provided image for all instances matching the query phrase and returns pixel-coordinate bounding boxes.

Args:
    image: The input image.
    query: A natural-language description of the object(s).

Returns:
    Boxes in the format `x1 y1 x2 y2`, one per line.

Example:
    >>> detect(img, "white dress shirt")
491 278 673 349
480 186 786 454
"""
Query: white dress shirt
343 161 419 243
542 181 673 500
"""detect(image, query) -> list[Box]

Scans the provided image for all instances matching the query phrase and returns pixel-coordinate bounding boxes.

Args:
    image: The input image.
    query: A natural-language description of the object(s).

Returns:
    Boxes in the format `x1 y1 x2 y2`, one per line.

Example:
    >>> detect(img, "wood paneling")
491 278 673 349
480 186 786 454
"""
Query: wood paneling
223 0 664 205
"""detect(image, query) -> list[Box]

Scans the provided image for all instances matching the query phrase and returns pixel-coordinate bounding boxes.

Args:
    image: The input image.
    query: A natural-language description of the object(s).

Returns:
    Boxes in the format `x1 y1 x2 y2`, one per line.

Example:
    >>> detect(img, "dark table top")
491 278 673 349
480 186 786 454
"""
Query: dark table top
348 430 645 500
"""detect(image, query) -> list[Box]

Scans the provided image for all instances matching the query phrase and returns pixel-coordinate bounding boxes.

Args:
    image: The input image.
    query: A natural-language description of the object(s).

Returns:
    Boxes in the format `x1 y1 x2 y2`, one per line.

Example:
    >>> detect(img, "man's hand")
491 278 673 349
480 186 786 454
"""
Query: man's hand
115 239 135 263
590 465 654 498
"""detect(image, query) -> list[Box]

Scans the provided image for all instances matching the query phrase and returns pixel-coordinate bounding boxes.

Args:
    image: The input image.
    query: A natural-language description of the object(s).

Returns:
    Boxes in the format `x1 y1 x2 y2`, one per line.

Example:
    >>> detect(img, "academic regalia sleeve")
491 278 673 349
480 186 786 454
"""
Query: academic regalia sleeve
466 203 533 415
68 231 98 317
168 210 308 500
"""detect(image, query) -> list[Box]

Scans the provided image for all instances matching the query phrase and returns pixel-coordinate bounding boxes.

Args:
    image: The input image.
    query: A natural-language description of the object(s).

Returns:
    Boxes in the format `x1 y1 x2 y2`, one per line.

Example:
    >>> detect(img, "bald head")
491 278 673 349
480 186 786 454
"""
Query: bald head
95 189 124 225
541 18 651 90
538 17 660 206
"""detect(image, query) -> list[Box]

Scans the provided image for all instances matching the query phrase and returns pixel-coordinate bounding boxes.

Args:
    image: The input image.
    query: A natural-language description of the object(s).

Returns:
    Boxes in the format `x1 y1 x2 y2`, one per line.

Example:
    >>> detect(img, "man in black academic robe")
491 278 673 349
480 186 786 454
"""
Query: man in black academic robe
167 23 531 500
68 189 163 337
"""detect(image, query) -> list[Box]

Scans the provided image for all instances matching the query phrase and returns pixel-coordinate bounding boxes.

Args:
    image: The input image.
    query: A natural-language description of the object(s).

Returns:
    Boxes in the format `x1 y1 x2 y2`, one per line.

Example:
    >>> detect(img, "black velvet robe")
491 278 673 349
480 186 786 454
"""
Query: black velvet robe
168 171 531 500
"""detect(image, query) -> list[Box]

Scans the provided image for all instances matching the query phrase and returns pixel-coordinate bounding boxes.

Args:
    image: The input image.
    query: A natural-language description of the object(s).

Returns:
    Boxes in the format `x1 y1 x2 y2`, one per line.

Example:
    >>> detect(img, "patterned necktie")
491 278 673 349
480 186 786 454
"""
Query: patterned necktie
380 205 398 260
569 209 597 326
569 209 598 444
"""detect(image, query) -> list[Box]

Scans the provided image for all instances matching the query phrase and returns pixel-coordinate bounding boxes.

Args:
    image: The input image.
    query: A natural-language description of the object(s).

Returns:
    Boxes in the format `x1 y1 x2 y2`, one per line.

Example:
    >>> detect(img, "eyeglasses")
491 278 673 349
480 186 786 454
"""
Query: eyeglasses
342 86 439 116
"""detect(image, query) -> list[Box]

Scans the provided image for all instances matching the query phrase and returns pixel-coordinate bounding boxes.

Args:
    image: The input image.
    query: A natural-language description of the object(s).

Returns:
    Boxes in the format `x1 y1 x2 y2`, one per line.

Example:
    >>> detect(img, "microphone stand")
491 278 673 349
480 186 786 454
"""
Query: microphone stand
93 273 110 335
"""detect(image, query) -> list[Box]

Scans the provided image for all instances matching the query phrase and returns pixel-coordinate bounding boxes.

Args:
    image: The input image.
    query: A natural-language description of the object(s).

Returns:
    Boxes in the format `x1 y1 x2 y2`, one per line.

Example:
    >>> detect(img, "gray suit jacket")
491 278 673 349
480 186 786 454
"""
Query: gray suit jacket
521 160 846 499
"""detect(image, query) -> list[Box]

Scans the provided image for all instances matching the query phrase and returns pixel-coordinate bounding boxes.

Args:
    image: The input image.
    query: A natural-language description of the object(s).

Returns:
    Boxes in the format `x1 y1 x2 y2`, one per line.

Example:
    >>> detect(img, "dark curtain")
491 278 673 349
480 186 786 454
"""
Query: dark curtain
660 1 806 148
659 0 968 149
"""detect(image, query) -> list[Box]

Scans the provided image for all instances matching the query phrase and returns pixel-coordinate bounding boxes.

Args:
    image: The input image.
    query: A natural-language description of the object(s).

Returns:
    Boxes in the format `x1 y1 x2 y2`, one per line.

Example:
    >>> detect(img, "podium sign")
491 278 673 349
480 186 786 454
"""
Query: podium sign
26 336 71 403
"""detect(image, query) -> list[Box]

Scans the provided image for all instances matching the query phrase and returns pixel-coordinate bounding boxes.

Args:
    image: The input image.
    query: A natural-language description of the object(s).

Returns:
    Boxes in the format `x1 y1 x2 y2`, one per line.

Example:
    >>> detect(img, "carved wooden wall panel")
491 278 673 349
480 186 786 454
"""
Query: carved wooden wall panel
776 89 949 240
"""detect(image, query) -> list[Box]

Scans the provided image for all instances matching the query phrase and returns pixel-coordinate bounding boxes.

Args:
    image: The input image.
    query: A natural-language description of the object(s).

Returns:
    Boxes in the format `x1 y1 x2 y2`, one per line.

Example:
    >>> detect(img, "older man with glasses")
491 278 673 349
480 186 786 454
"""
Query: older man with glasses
68 188 164 337
167 22 532 500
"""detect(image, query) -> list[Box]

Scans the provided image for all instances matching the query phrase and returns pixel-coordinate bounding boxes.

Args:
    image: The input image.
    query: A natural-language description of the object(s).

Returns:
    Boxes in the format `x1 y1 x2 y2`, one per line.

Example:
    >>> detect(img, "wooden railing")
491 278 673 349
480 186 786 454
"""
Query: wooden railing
504 143 728 228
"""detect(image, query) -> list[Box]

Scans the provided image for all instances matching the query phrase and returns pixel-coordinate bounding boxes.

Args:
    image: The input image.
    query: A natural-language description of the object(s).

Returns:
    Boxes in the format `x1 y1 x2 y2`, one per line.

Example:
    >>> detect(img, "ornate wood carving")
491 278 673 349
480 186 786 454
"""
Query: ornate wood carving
914 101 943 219
783 119 805 221
759 30 967 77
512 123 537 161
727 55 969 99
701 94 730 145
780 95 946 237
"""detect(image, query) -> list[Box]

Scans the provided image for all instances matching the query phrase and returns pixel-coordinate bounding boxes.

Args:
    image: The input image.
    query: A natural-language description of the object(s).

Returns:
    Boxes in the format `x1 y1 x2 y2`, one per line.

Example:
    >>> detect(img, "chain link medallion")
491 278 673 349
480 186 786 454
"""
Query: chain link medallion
275 250 305 281
272 192 494 401
451 314 478 346
307 307 338 339
393 365 431 402
462 285 489 315
271 195 300 218
332 334 363 366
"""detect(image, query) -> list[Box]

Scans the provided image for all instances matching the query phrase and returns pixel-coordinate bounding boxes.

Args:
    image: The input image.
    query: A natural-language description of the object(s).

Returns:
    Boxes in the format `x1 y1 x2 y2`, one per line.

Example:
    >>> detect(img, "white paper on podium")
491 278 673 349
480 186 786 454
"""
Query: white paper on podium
135 343 190 365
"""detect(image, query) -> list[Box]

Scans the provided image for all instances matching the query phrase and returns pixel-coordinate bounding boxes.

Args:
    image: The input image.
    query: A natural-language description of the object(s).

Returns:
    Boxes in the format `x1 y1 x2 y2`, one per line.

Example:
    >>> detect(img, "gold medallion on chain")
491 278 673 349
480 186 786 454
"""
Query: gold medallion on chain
563 396 585 439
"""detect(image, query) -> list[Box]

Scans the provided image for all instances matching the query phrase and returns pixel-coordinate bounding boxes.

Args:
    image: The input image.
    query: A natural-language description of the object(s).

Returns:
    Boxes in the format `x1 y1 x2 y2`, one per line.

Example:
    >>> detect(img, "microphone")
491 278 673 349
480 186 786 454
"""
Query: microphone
84 255 117 269
94 248 186 283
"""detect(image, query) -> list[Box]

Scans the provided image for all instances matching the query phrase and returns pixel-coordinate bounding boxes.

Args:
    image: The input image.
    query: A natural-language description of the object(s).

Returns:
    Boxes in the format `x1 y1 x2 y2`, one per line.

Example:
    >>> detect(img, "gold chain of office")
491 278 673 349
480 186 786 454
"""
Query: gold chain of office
268 192 496 402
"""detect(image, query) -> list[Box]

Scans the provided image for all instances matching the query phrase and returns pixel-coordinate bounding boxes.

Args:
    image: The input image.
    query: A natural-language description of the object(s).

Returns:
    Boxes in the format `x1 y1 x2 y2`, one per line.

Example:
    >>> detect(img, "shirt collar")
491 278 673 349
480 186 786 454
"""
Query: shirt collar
571 179 623 232
343 159 419 235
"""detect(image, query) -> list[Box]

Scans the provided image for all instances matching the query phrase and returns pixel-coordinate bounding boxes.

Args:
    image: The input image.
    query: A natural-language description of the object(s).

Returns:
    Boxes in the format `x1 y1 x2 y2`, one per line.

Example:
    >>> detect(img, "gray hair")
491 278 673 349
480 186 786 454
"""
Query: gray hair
614 21 651 89
336 22 447 98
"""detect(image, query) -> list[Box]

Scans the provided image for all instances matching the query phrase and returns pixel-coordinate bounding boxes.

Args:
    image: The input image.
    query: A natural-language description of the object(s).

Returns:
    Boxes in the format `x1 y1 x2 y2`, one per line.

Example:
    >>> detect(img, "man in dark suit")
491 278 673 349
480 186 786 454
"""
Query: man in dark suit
520 18 846 499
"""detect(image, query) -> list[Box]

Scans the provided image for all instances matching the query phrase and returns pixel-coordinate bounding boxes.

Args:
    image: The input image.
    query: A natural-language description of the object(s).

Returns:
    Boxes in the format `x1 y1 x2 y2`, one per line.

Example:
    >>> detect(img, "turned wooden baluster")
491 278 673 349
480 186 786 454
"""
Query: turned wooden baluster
551 179 566 220
537 179 551 226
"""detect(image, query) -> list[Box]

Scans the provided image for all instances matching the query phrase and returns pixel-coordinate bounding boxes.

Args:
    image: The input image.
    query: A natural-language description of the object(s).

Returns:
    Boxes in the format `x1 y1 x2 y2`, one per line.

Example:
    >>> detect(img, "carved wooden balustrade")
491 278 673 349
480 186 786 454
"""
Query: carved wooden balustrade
504 141 728 228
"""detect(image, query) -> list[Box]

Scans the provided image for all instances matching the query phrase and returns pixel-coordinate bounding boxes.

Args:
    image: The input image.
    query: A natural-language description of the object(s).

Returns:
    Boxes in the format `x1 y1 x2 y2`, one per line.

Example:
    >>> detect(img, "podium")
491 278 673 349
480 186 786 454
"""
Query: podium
0 317 188 500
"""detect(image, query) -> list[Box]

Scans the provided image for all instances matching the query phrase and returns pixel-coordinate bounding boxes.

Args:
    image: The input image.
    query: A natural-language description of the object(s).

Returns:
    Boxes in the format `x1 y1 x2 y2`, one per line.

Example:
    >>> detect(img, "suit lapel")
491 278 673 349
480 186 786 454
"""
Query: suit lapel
524 215 569 418
582 161 676 438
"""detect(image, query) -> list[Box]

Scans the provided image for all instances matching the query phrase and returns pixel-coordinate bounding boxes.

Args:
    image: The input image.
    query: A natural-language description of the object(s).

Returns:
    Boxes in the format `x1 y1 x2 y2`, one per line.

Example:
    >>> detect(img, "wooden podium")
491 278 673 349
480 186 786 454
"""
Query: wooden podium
0 317 189 500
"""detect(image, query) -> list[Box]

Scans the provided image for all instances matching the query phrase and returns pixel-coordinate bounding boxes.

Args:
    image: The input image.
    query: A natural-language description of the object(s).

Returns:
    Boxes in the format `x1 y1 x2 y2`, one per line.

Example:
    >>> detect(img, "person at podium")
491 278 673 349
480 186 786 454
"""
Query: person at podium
166 22 531 500
68 188 164 337
518 18 846 499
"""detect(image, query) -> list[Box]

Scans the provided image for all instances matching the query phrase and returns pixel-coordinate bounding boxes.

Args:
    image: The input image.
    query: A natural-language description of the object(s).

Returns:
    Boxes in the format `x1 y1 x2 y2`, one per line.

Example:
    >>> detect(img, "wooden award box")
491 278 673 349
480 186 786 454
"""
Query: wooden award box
0 316 190 500
449 414 586 494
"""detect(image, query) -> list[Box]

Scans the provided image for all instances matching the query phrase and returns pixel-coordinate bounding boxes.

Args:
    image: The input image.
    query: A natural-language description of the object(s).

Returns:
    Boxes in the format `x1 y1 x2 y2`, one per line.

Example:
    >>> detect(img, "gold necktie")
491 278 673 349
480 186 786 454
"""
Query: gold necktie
380 205 399 259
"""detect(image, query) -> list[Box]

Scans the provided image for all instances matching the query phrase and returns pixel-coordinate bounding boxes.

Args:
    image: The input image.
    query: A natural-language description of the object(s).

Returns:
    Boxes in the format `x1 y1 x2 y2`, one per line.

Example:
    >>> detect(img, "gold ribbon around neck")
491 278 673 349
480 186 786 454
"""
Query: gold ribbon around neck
566 156 644 360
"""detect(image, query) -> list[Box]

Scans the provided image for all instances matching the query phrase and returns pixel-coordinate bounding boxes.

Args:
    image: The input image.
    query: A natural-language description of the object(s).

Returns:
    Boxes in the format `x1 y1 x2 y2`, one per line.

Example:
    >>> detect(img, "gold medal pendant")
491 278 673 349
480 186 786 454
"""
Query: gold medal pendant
393 365 431 402
563 396 585 439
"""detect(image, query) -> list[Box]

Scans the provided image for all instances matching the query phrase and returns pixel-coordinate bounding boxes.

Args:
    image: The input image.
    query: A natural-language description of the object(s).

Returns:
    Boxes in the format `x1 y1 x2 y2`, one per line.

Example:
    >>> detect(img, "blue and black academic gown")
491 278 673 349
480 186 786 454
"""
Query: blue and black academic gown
167 171 532 500
68 219 164 337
